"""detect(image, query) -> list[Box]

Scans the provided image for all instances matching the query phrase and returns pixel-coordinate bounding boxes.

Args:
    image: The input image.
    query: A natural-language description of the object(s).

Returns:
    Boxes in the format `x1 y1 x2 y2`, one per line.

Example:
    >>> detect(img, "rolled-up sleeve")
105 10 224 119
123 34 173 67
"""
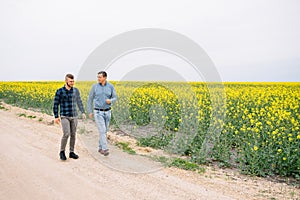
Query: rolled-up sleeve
53 89 60 118
110 85 117 105
87 84 95 114
75 88 85 114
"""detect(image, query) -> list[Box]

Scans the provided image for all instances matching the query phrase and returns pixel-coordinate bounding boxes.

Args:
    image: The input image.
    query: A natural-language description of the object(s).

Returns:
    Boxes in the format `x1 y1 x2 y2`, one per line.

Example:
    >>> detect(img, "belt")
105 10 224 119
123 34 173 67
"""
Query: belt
61 116 76 118
94 107 111 111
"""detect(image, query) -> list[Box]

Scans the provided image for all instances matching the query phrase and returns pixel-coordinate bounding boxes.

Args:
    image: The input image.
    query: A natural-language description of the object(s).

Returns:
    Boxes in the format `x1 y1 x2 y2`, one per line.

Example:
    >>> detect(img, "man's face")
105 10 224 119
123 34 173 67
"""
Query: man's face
97 74 106 84
65 78 75 87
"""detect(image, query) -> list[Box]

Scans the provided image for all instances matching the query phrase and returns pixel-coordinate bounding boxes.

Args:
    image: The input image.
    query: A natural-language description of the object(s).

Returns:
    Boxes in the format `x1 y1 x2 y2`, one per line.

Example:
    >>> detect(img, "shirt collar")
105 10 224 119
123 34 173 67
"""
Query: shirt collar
99 81 107 86
64 85 73 91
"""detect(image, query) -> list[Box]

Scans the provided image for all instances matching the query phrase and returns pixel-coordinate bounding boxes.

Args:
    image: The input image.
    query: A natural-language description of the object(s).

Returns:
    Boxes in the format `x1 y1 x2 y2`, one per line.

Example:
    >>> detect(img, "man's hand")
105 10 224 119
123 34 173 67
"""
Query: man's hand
89 113 93 119
54 118 60 124
82 113 86 120
106 99 111 105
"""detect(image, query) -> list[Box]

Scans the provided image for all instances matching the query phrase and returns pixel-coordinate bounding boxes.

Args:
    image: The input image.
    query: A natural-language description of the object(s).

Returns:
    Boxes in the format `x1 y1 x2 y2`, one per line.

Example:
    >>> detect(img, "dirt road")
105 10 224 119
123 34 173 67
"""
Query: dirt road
0 103 298 200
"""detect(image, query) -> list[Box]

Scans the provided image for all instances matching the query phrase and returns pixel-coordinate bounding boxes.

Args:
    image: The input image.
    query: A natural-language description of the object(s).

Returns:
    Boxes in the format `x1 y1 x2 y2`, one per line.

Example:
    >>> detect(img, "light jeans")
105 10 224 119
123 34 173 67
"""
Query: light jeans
94 110 111 150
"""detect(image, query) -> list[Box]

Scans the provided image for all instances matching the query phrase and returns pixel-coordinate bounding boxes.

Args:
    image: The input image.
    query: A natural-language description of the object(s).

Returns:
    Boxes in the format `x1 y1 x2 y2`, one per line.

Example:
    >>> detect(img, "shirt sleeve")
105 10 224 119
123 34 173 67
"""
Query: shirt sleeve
110 84 117 105
53 89 60 118
75 88 85 114
87 84 95 114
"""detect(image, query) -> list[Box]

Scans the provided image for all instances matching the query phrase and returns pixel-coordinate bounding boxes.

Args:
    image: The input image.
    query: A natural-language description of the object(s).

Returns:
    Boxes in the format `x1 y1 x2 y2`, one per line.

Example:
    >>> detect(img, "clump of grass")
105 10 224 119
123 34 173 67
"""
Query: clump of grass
0 104 5 110
116 142 136 155
169 158 205 172
150 155 205 174
18 113 36 119
78 126 86 135
18 113 27 117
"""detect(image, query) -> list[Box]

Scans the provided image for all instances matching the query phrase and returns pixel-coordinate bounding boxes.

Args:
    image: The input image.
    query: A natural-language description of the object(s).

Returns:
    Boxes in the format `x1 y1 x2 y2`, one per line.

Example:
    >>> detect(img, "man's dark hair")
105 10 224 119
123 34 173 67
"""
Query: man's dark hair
98 71 107 77
65 74 74 80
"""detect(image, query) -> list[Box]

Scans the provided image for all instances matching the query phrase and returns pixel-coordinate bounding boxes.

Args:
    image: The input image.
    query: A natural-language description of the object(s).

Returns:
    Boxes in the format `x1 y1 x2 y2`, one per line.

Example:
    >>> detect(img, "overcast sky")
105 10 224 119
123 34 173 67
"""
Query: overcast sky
0 0 299 81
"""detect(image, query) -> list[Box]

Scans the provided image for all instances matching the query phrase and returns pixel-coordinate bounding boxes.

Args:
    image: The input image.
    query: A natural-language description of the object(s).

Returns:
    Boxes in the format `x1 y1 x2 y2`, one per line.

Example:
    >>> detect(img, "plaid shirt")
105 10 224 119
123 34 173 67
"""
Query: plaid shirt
53 86 85 118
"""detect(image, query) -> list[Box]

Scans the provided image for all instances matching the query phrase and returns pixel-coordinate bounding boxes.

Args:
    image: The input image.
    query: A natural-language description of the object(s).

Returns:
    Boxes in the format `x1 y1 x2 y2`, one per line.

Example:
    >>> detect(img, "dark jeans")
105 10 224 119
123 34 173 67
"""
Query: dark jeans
60 117 78 152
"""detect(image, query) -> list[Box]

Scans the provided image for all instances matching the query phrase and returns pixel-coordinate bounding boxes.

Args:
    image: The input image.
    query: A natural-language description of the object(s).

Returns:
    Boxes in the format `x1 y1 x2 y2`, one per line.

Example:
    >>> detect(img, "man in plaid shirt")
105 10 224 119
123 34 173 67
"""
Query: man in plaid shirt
53 74 86 161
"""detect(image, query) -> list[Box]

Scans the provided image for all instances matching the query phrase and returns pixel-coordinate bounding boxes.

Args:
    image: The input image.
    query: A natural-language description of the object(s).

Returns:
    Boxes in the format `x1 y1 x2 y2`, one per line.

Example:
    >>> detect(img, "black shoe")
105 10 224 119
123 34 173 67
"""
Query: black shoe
60 151 67 161
69 152 79 159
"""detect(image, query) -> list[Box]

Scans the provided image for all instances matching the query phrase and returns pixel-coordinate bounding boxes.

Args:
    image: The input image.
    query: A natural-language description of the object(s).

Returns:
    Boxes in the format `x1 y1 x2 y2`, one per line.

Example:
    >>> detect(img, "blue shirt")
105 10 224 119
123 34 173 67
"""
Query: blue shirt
53 86 85 118
87 82 117 114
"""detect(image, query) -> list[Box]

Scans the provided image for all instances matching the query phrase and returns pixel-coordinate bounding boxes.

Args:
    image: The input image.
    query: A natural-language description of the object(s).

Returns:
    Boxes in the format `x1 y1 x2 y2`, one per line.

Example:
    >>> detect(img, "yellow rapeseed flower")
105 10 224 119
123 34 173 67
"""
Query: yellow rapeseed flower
277 149 282 153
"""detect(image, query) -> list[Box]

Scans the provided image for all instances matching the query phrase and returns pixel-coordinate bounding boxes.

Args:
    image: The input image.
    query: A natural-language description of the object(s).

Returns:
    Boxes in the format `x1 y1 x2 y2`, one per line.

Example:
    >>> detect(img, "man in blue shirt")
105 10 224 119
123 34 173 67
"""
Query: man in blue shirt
53 74 86 160
88 71 117 156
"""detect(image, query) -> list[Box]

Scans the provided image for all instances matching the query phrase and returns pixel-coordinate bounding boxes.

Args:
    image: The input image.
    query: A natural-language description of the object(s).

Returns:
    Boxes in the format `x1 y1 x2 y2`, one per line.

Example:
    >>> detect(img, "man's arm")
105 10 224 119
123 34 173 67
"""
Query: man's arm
87 84 95 117
53 89 60 124
109 84 117 105
75 88 86 119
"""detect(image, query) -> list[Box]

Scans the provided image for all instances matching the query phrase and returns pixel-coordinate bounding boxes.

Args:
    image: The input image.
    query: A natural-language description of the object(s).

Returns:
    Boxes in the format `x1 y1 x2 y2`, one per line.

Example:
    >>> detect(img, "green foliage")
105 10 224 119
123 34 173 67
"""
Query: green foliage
137 132 175 149
116 142 136 155
151 155 205 173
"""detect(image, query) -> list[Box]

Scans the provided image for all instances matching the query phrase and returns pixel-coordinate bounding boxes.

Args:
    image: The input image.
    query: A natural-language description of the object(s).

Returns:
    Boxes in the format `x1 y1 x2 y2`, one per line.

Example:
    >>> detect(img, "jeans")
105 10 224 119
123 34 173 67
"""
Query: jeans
60 117 78 152
94 110 111 150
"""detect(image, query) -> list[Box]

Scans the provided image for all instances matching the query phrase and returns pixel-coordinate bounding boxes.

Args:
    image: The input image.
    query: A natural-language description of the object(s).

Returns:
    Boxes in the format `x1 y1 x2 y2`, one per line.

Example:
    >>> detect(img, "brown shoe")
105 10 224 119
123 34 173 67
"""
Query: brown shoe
98 149 109 156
